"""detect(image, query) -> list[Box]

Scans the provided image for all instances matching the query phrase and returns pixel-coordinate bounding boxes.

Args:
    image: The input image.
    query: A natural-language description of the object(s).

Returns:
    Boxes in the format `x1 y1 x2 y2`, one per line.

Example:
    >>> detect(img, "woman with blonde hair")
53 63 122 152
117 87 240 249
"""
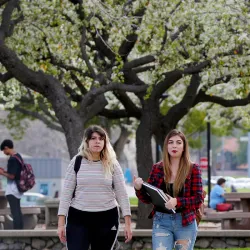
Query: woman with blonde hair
134 129 203 250
58 125 132 250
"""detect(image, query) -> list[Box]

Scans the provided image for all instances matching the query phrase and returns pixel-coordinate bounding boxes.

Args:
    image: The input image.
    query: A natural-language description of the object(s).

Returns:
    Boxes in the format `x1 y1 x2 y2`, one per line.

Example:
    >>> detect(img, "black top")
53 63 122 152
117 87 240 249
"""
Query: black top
155 182 183 214
7 153 22 182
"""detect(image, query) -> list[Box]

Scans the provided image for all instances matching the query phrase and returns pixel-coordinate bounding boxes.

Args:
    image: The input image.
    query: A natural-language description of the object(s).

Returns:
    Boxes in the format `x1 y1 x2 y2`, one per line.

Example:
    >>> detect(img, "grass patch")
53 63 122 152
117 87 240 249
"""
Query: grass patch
129 197 138 206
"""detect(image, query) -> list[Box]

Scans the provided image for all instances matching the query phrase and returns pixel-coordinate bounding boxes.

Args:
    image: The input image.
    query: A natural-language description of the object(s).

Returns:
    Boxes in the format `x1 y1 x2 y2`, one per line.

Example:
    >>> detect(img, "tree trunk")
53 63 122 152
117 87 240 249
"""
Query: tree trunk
135 108 156 229
114 126 130 160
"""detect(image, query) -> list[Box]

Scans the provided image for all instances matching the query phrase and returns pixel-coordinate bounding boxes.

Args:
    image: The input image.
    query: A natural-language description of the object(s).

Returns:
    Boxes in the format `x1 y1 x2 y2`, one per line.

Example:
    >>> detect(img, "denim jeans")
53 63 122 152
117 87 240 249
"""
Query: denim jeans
152 212 198 250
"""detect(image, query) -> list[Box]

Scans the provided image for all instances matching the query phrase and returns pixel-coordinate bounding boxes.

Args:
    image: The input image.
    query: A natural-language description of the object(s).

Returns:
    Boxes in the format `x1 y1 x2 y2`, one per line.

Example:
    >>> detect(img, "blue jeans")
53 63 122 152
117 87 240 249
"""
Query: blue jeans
152 212 198 250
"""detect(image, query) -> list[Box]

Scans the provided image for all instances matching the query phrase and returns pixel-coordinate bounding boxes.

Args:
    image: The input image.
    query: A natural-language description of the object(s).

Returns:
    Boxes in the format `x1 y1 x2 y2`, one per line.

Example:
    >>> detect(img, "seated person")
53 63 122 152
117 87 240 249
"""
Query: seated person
209 178 226 209
231 184 237 192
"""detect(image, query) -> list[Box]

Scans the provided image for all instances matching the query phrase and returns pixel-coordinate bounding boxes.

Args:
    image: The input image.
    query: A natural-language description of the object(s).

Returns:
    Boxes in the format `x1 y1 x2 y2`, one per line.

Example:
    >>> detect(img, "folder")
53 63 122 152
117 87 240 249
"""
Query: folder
142 182 176 213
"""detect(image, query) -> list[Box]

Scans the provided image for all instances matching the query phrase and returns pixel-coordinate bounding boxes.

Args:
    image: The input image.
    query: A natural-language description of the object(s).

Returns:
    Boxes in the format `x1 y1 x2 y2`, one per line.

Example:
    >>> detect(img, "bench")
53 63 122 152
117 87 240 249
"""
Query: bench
0 207 41 229
0 216 4 230
206 211 250 229
45 200 139 229
225 198 242 210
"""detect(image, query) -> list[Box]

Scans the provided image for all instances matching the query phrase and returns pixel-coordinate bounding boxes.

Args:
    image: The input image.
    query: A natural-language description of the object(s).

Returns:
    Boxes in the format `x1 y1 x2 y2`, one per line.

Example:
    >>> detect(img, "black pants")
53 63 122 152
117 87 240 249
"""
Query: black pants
66 206 119 250
6 194 23 229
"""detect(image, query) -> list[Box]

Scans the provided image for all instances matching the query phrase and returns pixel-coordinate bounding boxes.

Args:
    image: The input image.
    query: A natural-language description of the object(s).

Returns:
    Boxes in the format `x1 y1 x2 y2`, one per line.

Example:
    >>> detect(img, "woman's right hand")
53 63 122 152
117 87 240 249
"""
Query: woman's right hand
133 176 143 190
57 225 66 243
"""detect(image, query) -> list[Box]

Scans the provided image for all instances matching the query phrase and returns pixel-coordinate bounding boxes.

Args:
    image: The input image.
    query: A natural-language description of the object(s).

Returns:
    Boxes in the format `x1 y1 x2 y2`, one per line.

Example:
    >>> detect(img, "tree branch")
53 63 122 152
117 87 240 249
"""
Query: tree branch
152 70 183 99
114 90 141 117
0 0 23 40
195 90 250 107
70 72 88 95
163 74 201 128
64 84 82 102
170 24 188 41
0 71 12 82
83 95 108 120
80 83 147 110
114 126 131 160
13 106 63 132
118 8 146 60
161 1 182 50
123 55 155 70
99 108 139 119
0 0 9 8
37 99 59 123
42 36 87 75
80 26 96 78
132 65 155 74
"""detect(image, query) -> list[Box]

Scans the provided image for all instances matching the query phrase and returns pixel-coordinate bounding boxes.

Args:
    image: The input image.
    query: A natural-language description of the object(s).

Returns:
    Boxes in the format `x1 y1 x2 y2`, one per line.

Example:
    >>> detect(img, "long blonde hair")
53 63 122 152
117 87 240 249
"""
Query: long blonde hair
78 125 117 177
162 129 192 197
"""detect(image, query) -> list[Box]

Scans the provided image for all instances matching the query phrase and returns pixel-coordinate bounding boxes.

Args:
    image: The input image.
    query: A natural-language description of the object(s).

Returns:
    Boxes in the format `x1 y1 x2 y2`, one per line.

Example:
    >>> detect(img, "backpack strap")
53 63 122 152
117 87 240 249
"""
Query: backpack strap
72 155 82 199
74 155 82 174
12 154 24 166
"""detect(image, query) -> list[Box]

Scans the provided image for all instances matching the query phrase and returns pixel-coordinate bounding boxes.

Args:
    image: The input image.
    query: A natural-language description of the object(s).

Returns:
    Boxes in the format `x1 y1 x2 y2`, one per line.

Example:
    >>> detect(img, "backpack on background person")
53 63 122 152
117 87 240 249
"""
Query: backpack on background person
12 155 36 193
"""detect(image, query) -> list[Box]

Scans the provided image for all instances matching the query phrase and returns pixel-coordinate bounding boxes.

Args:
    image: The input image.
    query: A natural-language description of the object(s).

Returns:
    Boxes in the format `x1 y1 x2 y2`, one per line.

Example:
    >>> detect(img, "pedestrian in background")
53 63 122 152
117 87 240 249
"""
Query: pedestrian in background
209 178 226 209
0 139 23 229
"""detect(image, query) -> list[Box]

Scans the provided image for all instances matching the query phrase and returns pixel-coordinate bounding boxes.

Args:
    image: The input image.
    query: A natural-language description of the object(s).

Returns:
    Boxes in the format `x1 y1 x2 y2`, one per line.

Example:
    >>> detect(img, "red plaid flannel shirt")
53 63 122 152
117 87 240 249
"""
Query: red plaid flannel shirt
135 161 203 226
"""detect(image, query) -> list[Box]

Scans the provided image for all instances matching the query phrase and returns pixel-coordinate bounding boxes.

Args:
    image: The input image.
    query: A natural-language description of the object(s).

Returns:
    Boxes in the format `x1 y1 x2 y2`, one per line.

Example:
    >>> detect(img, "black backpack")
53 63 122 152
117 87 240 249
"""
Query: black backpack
72 155 82 198
72 155 114 198
74 155 82 174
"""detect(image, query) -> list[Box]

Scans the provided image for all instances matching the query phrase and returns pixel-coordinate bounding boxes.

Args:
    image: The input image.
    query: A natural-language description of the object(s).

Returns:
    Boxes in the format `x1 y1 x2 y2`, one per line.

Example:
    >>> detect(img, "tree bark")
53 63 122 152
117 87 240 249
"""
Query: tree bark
114 126 130 161
135 101 159 228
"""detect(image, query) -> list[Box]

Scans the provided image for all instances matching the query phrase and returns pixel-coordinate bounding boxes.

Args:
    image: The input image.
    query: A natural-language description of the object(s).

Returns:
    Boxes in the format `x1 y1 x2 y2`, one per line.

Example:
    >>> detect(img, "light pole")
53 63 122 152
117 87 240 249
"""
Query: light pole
207 121 211 207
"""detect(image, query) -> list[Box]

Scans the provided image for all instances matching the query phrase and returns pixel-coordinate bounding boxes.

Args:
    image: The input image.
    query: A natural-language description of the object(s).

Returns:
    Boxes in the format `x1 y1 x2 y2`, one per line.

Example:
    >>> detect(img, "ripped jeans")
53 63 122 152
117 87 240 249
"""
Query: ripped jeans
152 212 198 250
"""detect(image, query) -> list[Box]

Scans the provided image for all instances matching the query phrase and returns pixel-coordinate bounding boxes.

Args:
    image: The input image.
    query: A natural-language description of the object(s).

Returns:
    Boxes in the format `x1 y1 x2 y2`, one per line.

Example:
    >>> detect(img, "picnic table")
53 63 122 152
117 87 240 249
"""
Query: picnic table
211 192 250 229
0 189 40 229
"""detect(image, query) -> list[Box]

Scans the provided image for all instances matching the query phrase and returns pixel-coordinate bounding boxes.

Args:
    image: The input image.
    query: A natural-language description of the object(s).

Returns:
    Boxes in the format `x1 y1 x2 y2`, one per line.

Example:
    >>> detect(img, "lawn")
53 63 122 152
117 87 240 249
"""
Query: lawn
129 197 138 206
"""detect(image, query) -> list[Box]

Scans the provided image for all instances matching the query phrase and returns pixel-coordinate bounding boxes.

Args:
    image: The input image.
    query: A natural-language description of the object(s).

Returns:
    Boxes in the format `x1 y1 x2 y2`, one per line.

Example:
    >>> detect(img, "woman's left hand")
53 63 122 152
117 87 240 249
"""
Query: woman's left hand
124 224 132 243
165 196 177 210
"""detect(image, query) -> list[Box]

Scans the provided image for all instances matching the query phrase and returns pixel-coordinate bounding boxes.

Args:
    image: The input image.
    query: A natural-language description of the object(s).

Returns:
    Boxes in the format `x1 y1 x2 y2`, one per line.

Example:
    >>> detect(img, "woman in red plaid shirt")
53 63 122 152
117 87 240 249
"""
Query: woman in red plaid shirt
134 129 203 250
